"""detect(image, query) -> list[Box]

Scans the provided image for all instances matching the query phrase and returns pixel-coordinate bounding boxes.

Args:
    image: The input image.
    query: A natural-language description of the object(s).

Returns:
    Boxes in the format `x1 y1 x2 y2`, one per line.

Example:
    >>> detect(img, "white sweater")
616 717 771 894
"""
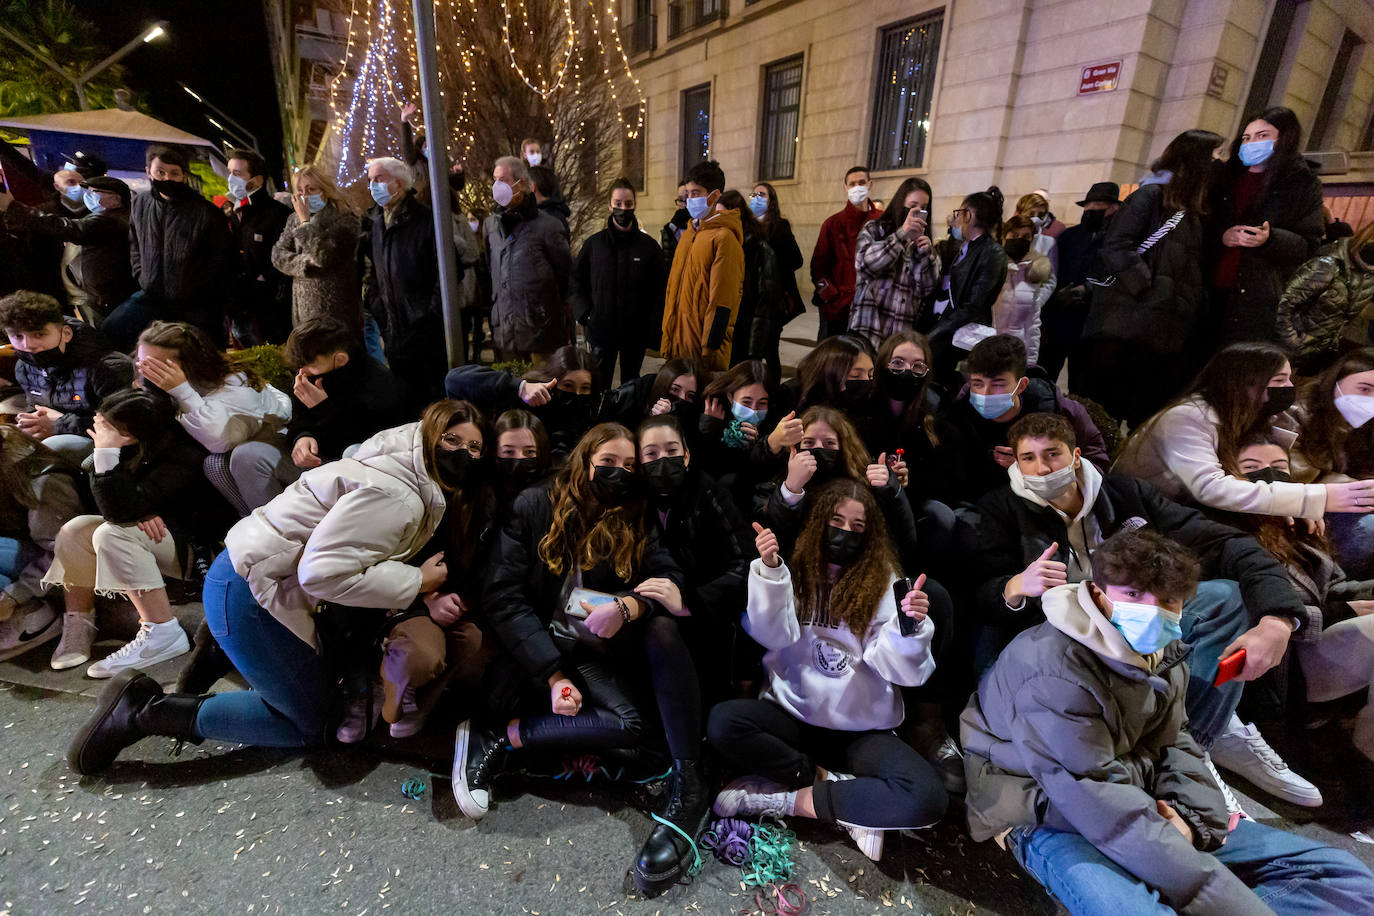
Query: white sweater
745 558 935 731
169 374 291 454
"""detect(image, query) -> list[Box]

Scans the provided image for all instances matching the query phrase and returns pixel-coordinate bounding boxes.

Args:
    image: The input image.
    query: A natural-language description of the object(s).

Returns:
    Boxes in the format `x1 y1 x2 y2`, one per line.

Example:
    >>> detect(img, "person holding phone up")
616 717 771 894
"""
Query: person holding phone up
848 178 939 351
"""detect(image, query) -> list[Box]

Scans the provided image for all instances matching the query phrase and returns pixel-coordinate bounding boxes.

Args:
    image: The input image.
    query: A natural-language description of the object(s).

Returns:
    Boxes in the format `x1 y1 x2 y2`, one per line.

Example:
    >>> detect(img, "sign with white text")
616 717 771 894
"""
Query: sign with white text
1078 61 1122 95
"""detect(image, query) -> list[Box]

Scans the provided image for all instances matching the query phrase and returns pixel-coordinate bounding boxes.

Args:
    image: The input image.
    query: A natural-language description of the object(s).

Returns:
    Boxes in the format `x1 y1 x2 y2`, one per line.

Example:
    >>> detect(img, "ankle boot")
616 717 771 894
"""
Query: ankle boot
68 670 205 775
174 618 235 695
632 758 710 897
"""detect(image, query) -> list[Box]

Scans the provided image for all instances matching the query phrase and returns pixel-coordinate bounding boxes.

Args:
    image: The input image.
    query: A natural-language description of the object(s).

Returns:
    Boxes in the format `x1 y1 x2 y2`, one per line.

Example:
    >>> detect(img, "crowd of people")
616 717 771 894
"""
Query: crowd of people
2 103 1374 913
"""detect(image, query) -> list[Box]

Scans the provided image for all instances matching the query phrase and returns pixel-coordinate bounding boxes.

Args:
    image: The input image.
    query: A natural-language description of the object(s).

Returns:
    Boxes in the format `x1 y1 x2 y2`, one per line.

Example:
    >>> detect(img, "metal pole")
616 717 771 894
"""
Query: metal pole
412 0 464 368
179 83 261 152
76 23 166 86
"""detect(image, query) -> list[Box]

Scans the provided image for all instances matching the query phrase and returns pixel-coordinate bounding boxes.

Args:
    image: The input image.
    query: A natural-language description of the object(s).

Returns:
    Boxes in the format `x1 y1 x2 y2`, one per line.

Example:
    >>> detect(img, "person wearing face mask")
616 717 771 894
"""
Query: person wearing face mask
848 177 939 352
811 166 883 340
784 333 876 417
660 160 746 371
598 357 706 436
709 480 946 863
224 149 292 346
1210 106 1324 346
571 179 667 388
1038 182 1120 384
271 164 362 330
491 409 551 502
0 291 134 464
926 187 1009 390
1012 192 1060 282
963 528 1374 915
694 360 798 509
1027 187 1066 237
360 156 452 411
0 175 135 327
455 423 701 898
974 411 1324 804
1276 220 1374 375
485 156 570 363
106 145 235 350
716 189 786 372
520 137 544 169
992 215 1053 365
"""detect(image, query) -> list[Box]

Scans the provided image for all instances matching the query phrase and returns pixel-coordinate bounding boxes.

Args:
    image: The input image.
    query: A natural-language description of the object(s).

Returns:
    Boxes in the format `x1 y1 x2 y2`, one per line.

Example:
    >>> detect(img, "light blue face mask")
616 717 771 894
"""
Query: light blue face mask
685 195 711 221
748 195 768 219
63 184 85 202
227 174 249 201
970 389 1016 419
1108 598 1183 654
82 189 105 214
306 193 327 214
950 224 964 241
1238 139 1275 167
369 181 393 207
730 399 766 427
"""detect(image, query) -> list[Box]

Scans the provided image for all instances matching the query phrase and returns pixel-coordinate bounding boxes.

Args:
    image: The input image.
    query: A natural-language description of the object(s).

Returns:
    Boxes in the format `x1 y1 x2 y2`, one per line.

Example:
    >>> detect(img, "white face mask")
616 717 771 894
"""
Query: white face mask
846 185 868 207
492 180 513 208
1334 381 1374 429
468 218 480 233
525 151 542 167
1020 462 1077 500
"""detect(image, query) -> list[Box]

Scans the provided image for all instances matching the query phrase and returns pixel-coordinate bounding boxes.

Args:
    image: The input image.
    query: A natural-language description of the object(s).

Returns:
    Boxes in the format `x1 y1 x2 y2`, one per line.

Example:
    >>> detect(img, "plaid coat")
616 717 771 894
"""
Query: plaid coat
847 220 939 350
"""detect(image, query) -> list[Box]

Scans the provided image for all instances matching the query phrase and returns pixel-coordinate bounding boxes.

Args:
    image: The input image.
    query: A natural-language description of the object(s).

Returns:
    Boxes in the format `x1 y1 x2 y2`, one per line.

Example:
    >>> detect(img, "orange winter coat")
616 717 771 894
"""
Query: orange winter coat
660 207 745 370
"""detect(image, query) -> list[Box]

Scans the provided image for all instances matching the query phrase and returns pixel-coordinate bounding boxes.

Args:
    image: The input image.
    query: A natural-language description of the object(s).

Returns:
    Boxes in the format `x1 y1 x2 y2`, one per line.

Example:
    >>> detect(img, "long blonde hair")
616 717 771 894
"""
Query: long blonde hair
538 423 645 580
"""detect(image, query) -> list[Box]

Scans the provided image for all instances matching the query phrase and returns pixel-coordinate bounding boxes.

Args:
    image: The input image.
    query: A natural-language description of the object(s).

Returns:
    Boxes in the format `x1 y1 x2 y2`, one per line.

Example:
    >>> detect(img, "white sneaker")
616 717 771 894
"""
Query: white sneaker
712 776 795 818
0 602 60 661
842 823 885 861
1209 719 1322 807
86 620 190 679
1202 751 1247 820
51 611 98 670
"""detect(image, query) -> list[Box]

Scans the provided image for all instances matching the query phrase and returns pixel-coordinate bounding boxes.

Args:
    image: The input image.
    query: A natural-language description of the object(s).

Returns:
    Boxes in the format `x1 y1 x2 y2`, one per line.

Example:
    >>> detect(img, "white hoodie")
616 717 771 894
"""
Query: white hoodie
1008 458 1104 581
1041 580 1163 672
744 557 935 731
169 373 291 454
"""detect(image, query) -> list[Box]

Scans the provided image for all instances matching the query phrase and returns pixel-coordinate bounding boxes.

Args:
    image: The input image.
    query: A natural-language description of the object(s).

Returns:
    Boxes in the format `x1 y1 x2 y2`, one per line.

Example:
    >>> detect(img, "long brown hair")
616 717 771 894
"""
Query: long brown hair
702 359 772 404
137 321 266 392
875 330 938 445
419 400 492 570
796 335 871 408
538 423 645 580
1154 129 1223 216
791 479 898 634
0 427 65 531
801 405 870 479
1295 348 1374 478
1223 432 1329 574
419 399 488 494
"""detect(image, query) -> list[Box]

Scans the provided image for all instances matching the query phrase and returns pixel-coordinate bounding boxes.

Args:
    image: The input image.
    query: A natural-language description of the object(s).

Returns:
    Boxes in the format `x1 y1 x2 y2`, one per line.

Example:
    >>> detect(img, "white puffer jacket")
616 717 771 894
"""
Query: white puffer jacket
168 373 291 454
992 254 1052 364
225 422 447 649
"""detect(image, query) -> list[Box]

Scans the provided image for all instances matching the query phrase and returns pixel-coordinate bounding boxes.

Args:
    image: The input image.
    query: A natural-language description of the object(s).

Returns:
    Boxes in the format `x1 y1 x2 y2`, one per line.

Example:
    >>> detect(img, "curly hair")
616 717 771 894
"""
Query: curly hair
0 290 63 333
538 423 645 580
137 321 267 392
791 479 898 635
1090 530 1200 604
801 405 871 479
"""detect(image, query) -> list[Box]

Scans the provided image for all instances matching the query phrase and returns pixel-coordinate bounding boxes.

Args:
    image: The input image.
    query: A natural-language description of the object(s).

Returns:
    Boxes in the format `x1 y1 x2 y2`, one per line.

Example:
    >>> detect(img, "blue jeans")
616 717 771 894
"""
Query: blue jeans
195 551 332 747
1178 579 1249 748
42 434 94 465
1008 818 1374 915
1329 513 1374 580
0 536 39 591
362 314 387 366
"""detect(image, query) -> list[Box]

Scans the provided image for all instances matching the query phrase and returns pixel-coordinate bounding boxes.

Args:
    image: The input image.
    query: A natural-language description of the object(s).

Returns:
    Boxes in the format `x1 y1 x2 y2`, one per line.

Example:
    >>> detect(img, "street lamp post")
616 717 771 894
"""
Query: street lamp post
0 20 168 110
179 83 261 153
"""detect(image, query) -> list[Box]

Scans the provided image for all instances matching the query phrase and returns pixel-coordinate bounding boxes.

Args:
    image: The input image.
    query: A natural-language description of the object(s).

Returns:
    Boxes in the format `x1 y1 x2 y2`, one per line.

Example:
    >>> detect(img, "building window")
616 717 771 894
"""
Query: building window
680 83 711 176
1243 0 1300 116
1310 30 1362 149
622 106 646 191
758 55 803 181
867 12 943 172
668 0 726 40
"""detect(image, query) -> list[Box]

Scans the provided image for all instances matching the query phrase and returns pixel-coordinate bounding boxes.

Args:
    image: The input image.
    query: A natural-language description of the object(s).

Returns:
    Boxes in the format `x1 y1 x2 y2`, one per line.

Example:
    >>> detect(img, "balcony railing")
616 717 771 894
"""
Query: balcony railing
619 14 656 56
668 0 726 39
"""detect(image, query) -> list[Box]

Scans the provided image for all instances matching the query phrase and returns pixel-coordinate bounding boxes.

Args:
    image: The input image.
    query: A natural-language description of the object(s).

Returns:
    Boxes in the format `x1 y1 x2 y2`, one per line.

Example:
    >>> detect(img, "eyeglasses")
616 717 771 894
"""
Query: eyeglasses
951 208 970 221
674 197 686 207
440 434 483 457
887 357 929 373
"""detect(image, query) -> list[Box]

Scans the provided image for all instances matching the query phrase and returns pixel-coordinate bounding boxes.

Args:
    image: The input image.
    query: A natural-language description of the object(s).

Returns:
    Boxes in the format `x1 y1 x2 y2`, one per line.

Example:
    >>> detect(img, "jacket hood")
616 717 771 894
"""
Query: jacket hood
1009 455 1103 521
349 422 446 516
540 197 572 220
1042 581 1158 671
697 206 744 244
1342 237 1373 273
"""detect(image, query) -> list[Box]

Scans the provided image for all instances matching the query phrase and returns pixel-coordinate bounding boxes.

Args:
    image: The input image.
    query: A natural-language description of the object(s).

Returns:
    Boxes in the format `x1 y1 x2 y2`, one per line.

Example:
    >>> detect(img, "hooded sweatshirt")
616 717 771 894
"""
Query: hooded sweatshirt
744 557 935 731
167 374 291 454
1008 458 1104 583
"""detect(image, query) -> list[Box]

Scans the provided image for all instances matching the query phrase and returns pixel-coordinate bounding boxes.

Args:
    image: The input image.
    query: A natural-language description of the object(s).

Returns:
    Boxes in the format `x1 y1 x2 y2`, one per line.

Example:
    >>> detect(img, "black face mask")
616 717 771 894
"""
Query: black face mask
496 456 540 488
666 394 698 417
641 455 688 496
879 366 926 402
1261 385 1296 417
1080 209 1107 233
808 447 843 480
435 448 482 489
590 464 638 505
548 387 597 420
843 379 873 406
1244 467 1292 484
610 209 635 228
824 525 864 565
150 178 192 200
1003 238 1032 262
14 346 64 370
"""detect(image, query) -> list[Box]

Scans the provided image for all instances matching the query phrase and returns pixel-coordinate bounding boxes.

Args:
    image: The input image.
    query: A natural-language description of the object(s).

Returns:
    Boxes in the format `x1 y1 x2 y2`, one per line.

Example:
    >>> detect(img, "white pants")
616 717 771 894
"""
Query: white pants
43 515 181 597
1297 614 1374 760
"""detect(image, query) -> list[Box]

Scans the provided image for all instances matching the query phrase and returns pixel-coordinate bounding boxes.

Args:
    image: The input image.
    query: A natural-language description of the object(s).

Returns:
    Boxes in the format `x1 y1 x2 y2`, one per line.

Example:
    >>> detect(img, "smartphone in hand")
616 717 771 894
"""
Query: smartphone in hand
1214 649 1246 686
893 577 917 637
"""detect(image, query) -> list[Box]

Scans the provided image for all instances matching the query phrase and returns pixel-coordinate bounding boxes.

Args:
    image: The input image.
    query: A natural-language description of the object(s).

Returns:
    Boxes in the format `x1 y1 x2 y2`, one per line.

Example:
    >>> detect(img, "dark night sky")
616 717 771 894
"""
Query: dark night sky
72 0 285 179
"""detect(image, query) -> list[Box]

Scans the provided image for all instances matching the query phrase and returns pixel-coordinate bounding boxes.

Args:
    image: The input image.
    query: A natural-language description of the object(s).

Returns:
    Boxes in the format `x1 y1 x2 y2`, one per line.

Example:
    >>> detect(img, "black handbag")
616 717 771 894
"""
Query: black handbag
1083 209 1190 353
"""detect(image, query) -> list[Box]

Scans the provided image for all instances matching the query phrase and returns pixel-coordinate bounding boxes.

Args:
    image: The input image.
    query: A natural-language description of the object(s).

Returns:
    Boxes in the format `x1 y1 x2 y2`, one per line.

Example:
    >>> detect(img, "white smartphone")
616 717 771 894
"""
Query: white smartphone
565 587 616 619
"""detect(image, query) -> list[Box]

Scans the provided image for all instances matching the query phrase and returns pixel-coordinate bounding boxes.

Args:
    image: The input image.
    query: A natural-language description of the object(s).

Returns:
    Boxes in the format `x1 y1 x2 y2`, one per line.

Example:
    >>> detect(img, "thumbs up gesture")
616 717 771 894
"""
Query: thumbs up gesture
520 378 559 406
767 410 803 454
1017 542 1068 599
785 444 817 493
752 522 781 568
901 573 929 621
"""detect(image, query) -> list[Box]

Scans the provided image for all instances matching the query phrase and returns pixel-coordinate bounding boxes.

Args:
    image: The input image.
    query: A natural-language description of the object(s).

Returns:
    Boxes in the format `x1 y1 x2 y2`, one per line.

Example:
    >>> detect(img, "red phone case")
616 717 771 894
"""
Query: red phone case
1214 649 1247 686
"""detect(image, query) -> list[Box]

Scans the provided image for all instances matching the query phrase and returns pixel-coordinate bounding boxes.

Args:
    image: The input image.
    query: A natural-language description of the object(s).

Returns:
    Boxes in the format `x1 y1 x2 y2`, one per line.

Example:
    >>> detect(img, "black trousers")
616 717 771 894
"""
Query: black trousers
707 698 948 829
589 340 645 389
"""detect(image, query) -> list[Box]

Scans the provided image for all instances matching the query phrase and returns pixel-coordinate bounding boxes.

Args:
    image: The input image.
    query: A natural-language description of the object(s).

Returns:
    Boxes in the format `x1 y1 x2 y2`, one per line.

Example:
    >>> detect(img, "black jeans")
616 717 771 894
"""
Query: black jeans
707 698 948 829
589 340 645 389
818 314 850 341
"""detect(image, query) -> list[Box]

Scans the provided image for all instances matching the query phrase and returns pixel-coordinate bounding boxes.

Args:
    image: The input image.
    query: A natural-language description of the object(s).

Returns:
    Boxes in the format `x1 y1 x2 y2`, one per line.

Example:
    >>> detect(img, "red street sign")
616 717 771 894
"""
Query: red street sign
1078 61 1121 95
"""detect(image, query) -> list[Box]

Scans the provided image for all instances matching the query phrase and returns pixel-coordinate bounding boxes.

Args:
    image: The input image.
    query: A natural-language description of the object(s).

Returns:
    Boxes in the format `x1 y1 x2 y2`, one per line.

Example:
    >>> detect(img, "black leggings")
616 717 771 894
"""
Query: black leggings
707 698 948 829
516 616 701 760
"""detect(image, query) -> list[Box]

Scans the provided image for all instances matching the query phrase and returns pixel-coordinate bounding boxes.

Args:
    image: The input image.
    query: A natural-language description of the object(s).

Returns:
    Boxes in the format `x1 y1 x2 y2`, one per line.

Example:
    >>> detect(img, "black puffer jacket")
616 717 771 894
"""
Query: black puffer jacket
2 204 135 312
128 186 235 307
14 320 134 435
361 191 452 363
570 215 666 350
484 482 683 684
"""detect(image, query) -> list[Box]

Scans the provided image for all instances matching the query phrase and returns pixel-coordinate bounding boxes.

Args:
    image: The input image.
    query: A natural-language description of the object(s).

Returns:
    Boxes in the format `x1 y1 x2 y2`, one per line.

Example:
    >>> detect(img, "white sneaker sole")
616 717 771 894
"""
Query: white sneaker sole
50 649 93 671
86 634 190 679
451 721 489 820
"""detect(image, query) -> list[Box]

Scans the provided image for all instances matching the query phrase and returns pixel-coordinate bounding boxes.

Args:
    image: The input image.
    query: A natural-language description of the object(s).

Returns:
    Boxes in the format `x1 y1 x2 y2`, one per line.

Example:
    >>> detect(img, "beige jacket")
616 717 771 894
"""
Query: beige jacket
1114 397 1326 519
225 422 447 649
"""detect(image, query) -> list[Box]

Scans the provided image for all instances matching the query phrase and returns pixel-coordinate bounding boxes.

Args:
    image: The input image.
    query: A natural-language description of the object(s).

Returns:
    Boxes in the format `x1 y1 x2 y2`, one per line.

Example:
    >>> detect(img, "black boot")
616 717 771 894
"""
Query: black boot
174 618 236 695
68 670 205 775
632 758 710 897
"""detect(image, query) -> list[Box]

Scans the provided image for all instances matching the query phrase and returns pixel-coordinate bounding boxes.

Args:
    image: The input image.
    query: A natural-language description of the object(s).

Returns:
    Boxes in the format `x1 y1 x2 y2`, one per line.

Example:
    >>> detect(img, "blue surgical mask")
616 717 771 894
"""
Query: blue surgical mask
227 174 249 201
730 399 765 427
369 181 393 207
82 190 105 214
63 184 84 202
685 195 711 222
306 193 327 214
748 195 768 219
950 224 964 241
1107 598 1183 654
1238 139 1275 167
970 389 1016 420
